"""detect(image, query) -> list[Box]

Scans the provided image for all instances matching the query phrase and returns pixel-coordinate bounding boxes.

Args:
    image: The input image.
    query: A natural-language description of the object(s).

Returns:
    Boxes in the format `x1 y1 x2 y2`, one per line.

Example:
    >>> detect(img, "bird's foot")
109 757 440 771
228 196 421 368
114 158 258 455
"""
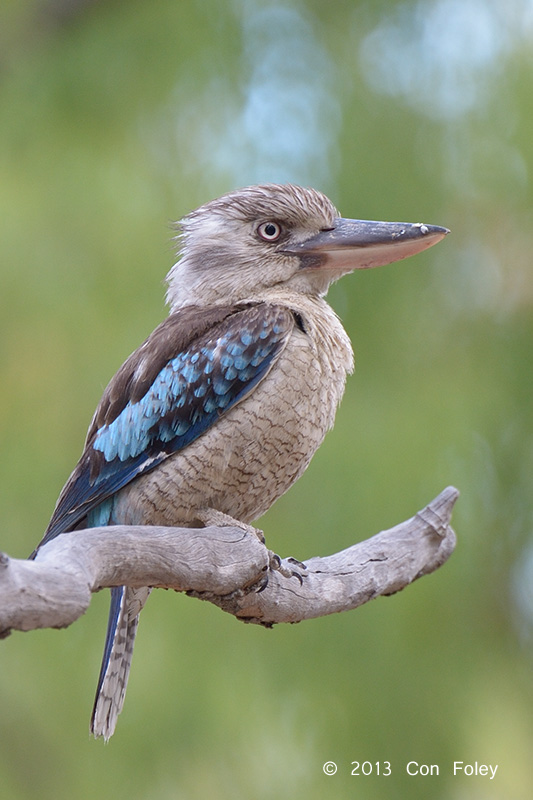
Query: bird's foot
268 552 307 584
196 508 305 582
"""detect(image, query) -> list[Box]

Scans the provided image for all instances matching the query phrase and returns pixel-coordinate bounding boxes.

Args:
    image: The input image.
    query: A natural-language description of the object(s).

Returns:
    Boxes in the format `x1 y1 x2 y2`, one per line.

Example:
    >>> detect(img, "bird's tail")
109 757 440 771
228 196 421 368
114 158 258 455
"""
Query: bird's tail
90 584 151 741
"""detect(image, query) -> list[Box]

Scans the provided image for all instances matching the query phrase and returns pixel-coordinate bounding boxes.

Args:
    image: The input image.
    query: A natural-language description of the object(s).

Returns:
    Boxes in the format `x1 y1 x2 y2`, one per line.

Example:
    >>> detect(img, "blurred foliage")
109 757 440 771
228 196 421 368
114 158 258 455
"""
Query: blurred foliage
1 0 532 798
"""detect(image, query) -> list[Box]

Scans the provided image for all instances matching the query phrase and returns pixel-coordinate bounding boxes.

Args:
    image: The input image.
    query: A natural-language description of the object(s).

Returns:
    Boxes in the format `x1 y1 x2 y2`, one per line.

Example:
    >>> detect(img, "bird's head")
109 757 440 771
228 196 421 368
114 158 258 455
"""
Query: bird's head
166 184 448 310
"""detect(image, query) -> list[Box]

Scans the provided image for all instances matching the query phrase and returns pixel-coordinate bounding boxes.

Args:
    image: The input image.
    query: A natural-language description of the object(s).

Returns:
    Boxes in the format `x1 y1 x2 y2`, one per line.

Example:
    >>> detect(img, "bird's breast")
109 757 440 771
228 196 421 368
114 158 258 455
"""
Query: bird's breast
112 298 353 528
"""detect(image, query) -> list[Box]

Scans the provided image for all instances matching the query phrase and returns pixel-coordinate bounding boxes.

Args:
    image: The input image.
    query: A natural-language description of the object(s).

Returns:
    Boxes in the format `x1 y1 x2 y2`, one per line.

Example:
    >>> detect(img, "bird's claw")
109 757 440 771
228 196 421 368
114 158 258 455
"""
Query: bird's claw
268 551 307 584
287 556 307 570
254 573 270 593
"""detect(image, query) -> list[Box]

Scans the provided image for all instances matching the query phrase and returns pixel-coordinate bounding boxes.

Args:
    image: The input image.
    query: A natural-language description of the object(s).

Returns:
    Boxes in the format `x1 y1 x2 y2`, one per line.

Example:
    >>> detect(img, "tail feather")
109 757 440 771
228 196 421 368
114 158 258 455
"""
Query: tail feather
90 585 151 741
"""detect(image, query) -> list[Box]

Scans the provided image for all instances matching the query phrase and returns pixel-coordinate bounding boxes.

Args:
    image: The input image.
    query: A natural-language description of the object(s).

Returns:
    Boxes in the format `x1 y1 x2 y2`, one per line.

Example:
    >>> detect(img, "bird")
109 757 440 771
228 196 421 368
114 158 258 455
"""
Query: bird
31 183 448 740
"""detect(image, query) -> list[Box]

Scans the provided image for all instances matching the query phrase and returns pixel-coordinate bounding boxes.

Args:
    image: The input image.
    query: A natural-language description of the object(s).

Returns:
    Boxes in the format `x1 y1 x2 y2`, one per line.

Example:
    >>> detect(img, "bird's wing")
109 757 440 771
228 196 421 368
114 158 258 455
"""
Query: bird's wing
37 303 295 547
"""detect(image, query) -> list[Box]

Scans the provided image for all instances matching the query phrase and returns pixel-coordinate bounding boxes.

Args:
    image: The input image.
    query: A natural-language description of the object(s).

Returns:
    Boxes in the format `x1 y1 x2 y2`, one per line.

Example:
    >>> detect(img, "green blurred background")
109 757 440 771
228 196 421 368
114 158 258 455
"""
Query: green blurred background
1 0 532 798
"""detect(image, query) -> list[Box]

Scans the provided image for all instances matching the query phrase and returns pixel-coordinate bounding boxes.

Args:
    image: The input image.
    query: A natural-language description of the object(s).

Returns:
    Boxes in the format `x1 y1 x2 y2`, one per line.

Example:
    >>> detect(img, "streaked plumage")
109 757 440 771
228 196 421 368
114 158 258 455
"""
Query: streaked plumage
31 184 448 739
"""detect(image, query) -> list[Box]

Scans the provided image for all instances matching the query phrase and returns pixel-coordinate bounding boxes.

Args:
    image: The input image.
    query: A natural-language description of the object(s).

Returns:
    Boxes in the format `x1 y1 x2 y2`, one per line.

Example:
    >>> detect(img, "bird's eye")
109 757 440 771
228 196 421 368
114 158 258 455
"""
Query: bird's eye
257 221 282 241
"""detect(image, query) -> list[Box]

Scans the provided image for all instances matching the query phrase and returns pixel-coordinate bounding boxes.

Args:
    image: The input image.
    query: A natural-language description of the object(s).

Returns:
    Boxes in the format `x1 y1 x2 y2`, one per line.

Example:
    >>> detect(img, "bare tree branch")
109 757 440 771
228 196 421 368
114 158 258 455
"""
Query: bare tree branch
0 486 458 637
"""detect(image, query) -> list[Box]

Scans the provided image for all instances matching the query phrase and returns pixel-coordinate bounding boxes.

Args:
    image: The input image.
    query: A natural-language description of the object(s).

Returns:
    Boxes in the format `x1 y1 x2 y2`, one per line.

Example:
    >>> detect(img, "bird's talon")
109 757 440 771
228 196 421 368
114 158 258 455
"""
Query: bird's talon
269 552 282 571
287 556 307 571
268 551 307 581
291 569 305 586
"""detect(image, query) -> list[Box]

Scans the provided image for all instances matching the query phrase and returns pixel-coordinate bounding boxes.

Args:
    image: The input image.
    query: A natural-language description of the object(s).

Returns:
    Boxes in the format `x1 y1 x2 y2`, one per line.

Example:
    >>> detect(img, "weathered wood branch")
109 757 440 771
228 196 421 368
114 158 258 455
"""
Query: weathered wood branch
0 486 458 636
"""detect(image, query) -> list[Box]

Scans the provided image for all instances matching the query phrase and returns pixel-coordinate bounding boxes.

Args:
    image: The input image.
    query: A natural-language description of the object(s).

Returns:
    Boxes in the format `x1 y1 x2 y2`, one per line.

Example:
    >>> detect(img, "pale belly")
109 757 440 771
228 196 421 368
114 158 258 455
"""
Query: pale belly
111 323 346 528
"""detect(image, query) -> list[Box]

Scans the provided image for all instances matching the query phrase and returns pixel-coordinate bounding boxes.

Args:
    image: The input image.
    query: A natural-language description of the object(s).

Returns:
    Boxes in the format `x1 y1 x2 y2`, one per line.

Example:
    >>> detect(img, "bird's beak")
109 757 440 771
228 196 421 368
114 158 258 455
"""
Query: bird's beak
283 218 449 272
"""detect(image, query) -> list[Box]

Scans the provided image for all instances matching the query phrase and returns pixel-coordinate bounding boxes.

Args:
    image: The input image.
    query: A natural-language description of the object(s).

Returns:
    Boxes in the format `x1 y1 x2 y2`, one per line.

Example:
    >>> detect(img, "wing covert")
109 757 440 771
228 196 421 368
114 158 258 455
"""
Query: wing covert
37 303 294 547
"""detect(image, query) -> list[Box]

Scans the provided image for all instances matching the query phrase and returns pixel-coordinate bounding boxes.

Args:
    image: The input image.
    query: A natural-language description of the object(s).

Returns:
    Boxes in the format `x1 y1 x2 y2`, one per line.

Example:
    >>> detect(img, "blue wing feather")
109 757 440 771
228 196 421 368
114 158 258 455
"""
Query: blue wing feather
36 303 293 548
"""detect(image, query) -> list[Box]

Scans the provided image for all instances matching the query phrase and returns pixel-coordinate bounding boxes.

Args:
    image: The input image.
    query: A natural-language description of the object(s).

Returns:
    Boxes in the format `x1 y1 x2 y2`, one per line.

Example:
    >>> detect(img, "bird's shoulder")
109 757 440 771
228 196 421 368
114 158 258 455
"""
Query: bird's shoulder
87 302 296 441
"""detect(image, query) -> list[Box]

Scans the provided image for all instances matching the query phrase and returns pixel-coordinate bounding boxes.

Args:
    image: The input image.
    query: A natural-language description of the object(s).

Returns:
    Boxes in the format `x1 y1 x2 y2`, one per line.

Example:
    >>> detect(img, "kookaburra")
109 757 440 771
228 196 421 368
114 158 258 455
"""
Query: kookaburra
32 184 448 739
